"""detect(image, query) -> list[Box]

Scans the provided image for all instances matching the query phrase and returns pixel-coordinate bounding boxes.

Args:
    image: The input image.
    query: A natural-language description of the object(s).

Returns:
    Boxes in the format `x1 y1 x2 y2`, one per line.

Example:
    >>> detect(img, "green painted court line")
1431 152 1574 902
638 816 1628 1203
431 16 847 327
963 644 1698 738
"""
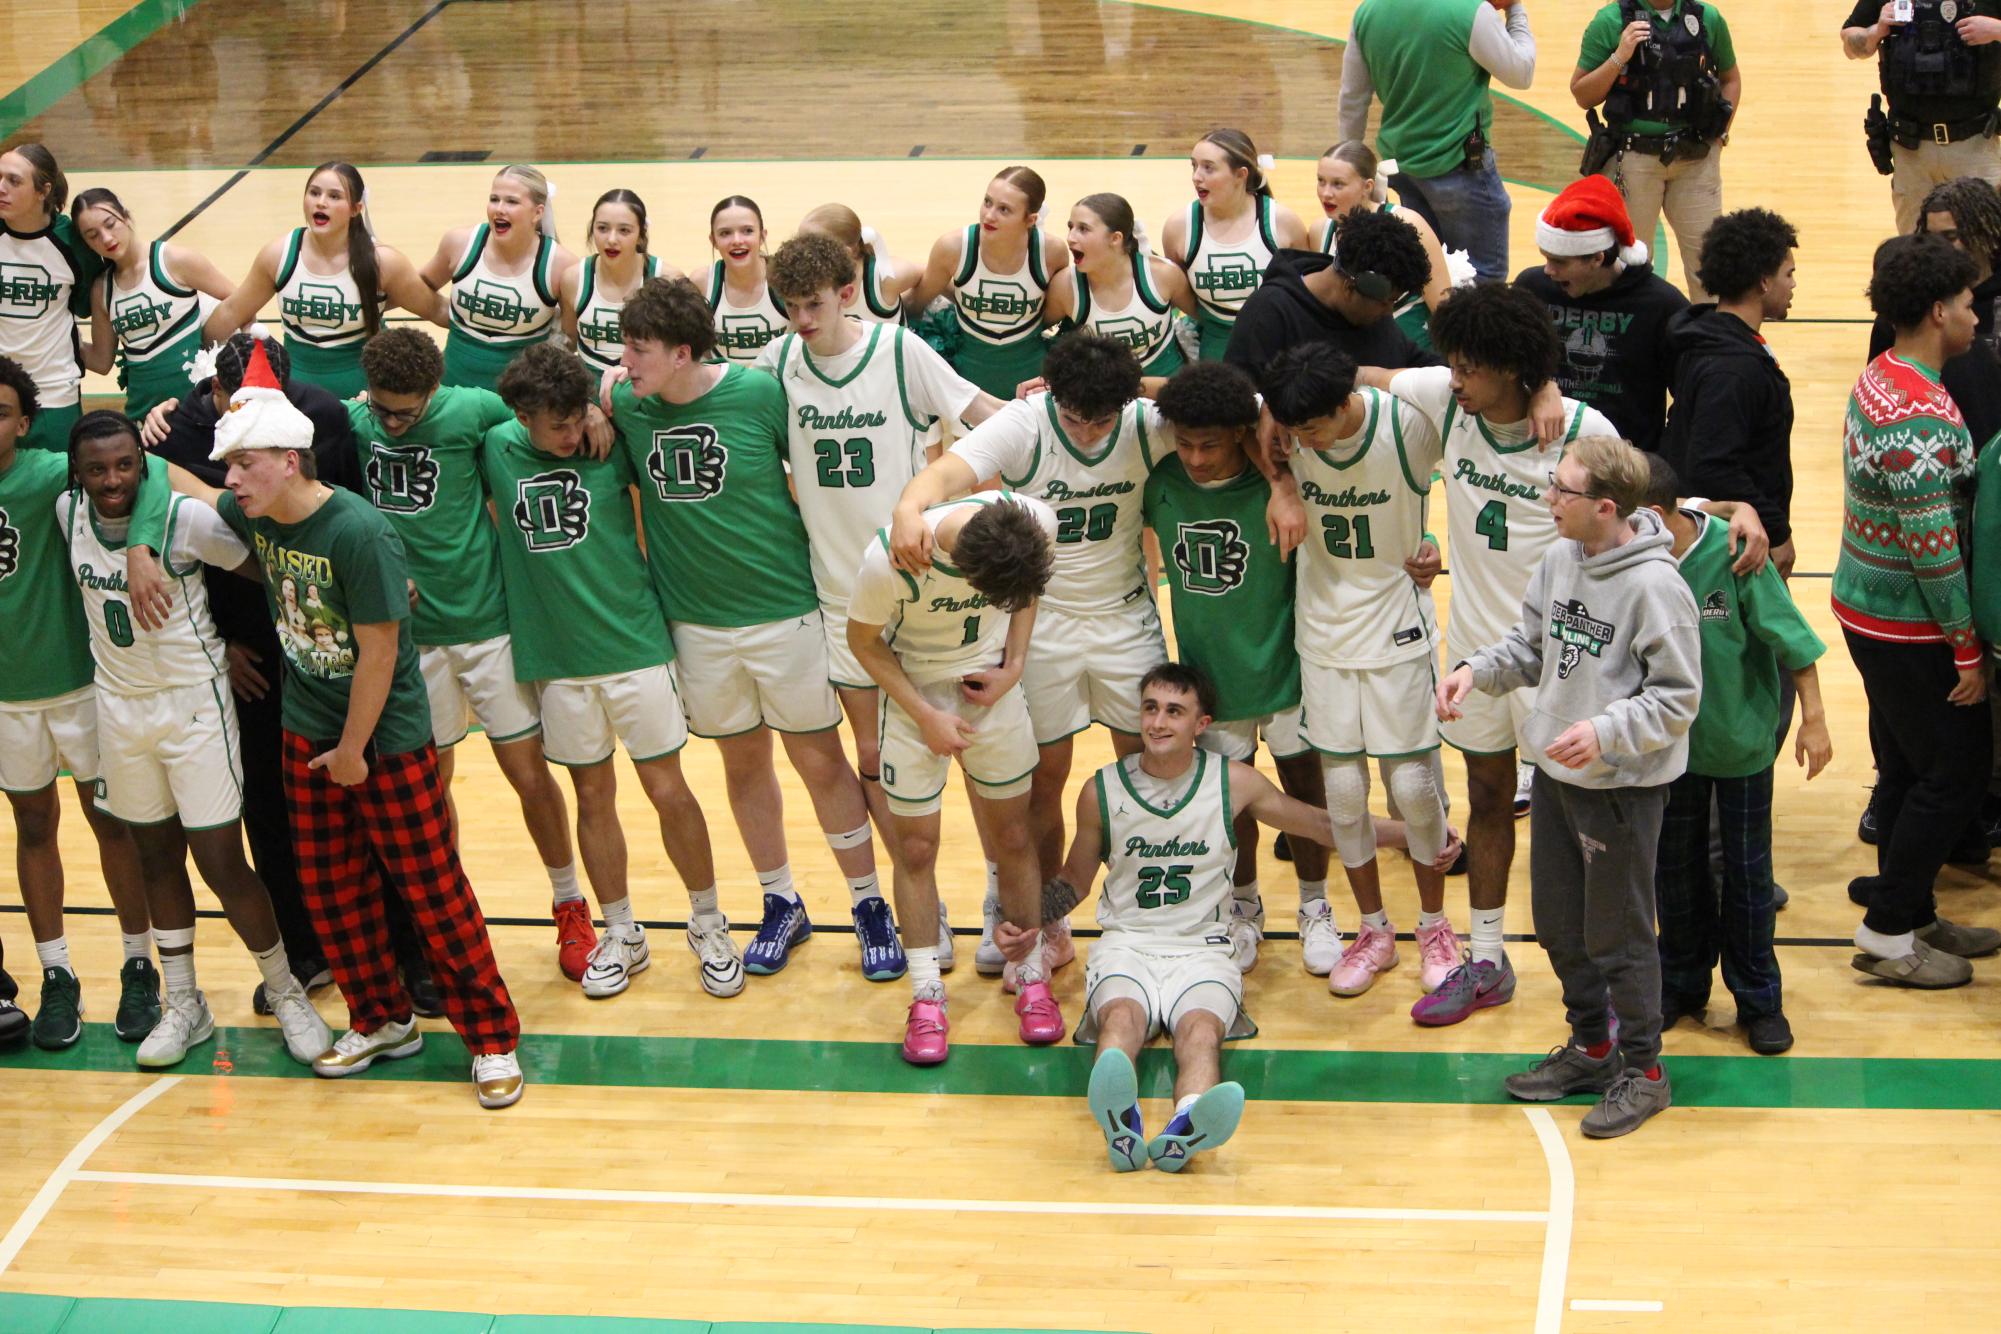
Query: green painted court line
5 1023 2000 1111
0 0 209 141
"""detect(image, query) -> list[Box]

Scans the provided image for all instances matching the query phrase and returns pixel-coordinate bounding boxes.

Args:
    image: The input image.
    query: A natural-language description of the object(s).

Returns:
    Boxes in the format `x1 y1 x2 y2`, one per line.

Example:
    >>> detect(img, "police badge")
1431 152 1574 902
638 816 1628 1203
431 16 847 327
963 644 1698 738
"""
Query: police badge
1943 0 1960 22
1684 10 1700 33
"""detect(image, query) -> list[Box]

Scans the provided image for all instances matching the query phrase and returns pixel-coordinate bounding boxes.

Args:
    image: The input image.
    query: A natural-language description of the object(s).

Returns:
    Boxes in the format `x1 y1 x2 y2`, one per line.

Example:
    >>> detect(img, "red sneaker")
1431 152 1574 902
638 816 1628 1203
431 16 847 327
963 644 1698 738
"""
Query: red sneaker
1014 979 1064 1045
902 998 949 1065
553 899 596 982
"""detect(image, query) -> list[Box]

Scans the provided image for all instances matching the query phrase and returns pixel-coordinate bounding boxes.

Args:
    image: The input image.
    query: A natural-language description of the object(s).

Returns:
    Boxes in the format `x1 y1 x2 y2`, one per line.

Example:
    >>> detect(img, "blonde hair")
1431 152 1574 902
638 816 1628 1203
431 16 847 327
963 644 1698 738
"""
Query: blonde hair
495 164 556 240
802 203 866 257
1567 435 1651 517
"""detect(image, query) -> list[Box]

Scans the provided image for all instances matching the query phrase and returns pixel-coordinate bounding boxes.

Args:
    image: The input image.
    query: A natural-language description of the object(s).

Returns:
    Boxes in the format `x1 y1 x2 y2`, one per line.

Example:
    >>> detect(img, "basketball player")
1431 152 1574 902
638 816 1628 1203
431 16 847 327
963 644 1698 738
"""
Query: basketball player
419 165 577 391
71 188 236 420
798 203 922 325
613 276 885 978
705 197 788 366
560 189 680 376
1045 194 1197 379
910 167 1071 398
61 412 332 1067
1160 129 1310 362
846 490 1060 1062
0 145 102 451
205 163 447 401
0 357 155 1050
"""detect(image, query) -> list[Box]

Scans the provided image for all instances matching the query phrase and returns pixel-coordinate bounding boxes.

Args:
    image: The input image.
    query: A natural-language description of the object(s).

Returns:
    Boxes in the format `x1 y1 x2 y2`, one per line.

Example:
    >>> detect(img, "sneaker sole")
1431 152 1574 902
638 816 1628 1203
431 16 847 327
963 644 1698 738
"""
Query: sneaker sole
1503 1074 1619 1102
137 1013 216 1069
973 952 1003 978
1329 955 1397 998
859 954 908 983
1088 1049 1145 1173
583 950 651 999
1849 953 1972 989
313 1033 425 1078
1412 977 1517 1026
115 1009 161 1043
1148 1082 1245 1172
1580 1087 1672 1139
699 967 746 999
31 1001 84 1051
744 926 809 976
900 1041 949 1066
477 1079 525 1110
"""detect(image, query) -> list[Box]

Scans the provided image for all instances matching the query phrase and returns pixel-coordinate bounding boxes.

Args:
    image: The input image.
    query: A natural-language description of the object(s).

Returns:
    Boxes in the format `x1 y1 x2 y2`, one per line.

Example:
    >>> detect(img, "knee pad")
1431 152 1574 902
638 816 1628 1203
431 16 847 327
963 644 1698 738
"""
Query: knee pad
1320 758 1377 869
1384 756 1447 864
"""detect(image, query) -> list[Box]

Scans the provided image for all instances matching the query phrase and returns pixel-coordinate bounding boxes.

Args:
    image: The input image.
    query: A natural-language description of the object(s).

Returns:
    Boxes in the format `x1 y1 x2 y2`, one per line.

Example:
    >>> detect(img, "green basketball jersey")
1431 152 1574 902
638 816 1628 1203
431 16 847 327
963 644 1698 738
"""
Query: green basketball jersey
1143 456 1299 721
480 419 672 681
0 447 95 703
347 385 514 647
612 364 820 627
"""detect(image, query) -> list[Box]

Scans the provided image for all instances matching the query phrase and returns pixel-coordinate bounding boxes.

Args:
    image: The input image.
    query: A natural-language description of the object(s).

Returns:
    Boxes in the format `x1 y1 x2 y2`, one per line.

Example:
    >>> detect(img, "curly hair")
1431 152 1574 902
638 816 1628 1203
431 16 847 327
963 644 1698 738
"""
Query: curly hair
1335 207 1432 305
1695 208 1799 302
622 276 717 359
1140 661 1218 720
1258 342 1358 428
215 333 290 393
496 343 593 421
954 500 1055 614
359 328 444 397
1427 282 1560 389
1868 233 1980 330
768 231 856 301
0 354 40 422
1918 176 2001 274
1041 330 1142 423
1153 361 1259 430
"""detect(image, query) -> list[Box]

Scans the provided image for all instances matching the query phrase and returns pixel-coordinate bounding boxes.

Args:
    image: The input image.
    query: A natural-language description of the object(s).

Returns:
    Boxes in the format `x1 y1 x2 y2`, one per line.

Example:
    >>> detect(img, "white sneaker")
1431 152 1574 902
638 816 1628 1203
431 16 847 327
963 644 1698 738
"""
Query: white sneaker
312 1016 423 1078
687 915 745 998
974 889 1004 975
1235 894 1267 934
1227 902 1262 974
936 900 956 973
473 1051 525 1109
1298 899 1341 976
136 990 214 1068
1514 761 1534 817
266 982 332 1064
582 926 651 998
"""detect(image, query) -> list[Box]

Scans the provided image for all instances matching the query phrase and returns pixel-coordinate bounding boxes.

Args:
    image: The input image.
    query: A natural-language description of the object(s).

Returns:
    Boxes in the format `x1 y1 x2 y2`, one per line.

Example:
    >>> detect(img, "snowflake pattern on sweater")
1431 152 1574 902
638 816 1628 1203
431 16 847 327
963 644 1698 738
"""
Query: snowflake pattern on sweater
1831 352 1979 667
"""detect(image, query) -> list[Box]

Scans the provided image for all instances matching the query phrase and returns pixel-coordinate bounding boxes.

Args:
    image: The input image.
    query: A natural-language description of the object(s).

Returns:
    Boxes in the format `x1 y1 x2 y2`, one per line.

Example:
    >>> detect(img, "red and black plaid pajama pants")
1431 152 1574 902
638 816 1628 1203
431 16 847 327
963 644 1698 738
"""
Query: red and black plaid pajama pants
282 732 520 1055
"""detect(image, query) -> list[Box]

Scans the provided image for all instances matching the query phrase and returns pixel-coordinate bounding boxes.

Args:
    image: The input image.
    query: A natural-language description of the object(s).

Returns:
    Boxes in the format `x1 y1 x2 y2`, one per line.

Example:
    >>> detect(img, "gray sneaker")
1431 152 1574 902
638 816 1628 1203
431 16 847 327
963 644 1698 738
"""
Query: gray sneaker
1503 1042 1623 1102
1580 1066 1673 1139
1915 916 2001 959
1850 938 1974 988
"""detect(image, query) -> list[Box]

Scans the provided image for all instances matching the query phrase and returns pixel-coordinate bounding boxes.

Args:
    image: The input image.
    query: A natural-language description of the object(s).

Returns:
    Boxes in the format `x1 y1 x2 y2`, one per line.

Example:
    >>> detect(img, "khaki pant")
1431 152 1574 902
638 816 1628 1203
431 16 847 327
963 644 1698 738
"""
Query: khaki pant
1891 134 2001 235
1600 147 1724 303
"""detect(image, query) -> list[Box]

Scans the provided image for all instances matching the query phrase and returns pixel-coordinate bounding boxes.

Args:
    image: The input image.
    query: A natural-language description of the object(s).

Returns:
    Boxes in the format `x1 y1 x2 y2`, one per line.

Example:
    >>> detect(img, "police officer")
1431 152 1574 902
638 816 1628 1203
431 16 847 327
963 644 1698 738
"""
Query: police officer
1572 0 1741 303
1844 2 2001 234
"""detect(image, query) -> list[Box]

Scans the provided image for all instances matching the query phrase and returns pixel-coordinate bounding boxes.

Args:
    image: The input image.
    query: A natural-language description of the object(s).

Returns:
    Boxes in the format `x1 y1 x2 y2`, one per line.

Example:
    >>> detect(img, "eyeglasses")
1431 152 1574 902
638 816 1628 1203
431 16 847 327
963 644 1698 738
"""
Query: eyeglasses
368 396 429 428
1545 470 1601 503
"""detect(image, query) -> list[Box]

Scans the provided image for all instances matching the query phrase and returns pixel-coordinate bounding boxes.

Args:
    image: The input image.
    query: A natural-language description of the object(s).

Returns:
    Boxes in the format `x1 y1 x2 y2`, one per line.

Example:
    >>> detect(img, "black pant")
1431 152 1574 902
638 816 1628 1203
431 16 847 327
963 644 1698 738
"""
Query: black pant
1843 630 1990 934
234 660 325 966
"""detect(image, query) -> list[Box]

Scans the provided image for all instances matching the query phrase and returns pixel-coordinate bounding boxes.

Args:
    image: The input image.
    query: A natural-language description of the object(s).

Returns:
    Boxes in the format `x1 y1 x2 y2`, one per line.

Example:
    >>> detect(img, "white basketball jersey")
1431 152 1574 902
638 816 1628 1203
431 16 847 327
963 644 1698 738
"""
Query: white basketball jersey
1442 394 1608 650
61 490 230 695
768 324 935 606
276 228 371 351
573 253 659 372
1094 749 1236 945
105 240 202 363
1291 387 1443 668
448 224 559 349
707 260 787 365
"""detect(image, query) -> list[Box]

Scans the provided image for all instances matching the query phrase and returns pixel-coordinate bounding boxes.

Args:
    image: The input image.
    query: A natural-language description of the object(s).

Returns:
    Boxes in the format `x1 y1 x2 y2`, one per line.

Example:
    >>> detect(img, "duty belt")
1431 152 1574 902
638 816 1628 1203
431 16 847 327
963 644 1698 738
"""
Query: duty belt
1890 109 1999 147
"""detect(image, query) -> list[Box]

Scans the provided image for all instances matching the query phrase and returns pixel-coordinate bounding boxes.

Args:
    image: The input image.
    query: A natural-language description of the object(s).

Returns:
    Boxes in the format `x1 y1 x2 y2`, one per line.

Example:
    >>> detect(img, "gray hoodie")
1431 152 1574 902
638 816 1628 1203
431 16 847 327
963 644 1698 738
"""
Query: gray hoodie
1464 506 1702 790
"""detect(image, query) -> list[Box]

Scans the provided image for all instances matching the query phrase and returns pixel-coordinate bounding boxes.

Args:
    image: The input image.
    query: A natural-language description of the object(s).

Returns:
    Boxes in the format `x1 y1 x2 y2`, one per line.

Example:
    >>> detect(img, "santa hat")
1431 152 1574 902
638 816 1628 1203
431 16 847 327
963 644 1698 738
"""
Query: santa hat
210 339 314 462
1536 176 1648 267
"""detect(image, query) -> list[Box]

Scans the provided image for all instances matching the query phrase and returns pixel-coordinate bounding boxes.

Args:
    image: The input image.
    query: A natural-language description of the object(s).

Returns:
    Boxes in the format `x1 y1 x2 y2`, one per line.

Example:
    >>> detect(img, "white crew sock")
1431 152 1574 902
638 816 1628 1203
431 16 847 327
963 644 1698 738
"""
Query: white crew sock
1013 930 1047 985
603 896 638 941
847 872 883 907
985 861 1000 901
548 862 583 904
121 932 151 962
759 864 800 904
1232 877 1261 906
907 945 943 999
36 937 71 975
154 926 198 998
1855 924 1916 960
1416 909 1445 930
1297 878 1327 906
1470 906 1506 965
251 940 292 991
688 885 723 929
1360 910 1390 933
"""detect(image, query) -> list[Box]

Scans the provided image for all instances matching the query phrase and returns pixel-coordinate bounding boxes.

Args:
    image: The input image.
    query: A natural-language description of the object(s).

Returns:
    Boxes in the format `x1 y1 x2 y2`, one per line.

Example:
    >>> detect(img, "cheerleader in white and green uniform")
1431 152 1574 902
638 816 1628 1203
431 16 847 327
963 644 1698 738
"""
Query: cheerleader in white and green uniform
912 167 1070 399
1043 193 1197 381
71 189 236 420
0 144 102 450
705 196 788 365
1161 129 1307 362
421 165 579 391
799 202 921 325
559 188 682 375
205 162 447 400
1312 141 1453 353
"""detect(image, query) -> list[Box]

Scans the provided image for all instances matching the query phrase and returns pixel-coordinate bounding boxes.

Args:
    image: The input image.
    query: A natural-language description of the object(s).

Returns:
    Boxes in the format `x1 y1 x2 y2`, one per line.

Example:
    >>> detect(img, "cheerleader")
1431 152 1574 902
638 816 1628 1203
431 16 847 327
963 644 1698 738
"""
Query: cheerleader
72 188 236 420
204 162 445 399
420 164 579 390
910 167 1069 399
798 203 920 324
704 196 788 364
1312 141 1453 350
1043 193 1195 378
1161 129 1306 361
0 144 98 448
559 188 681 374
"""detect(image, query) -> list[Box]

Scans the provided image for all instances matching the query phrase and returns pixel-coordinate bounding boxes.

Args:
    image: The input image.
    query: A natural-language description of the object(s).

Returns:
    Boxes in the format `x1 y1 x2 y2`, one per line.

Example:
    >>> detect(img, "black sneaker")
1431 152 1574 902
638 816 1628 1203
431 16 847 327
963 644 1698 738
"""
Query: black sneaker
31 967 83 1050
1742 1011 1794 1055
0 997 25 1047
0 965 16 1002
1858 791 1879 845
114 957 162 1042
1272 832 1292 863
404 964 444 1019
252 958 334 1016
1660 992 1708 1030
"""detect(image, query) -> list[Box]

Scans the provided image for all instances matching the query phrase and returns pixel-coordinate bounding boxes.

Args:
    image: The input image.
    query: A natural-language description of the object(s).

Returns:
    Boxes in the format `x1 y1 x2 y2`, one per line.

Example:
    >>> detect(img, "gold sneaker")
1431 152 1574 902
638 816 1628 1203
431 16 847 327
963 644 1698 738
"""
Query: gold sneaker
473 1051 524 1109
311 1018 423 1078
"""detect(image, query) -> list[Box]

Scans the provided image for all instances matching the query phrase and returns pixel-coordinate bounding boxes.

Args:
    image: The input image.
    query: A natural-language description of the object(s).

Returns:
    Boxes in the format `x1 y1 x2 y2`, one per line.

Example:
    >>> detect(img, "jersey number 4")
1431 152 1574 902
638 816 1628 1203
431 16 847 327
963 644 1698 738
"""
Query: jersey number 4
813 437 876 488
1474 500 1509 551
1135 863 1193 909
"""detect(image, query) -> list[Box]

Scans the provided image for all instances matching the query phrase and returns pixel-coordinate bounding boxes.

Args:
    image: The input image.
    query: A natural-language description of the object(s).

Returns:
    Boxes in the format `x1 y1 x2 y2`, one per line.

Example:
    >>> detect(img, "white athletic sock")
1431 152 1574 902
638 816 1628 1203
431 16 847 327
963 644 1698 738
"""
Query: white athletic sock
688 885 723 929
847 872 883 908
251 940 292 991
1470 906 1506 965
1232 877 1261 906
1416 909 1445 930
758 864 800 904
154 926 198 998
1013 931 1047 985
985 861 1000 901
1855 924 1916 960
907 945 942 997
1297 878 1327 906
35 937 71 975
548 862 584 904
603 897 638 940
120 932 151 962
1360 910 1390 933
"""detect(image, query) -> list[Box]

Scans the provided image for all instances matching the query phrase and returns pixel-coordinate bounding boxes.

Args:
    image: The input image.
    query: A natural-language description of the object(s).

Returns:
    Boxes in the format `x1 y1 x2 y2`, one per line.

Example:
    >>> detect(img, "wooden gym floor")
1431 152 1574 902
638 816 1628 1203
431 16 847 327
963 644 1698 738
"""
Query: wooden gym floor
2 2 1998 1331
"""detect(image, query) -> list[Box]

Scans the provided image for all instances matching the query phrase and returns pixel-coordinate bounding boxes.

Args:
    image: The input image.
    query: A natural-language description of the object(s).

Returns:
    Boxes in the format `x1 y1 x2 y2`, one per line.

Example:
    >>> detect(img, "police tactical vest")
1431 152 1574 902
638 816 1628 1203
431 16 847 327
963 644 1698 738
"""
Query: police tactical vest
1604 0 1718 128
1880 0 1983 103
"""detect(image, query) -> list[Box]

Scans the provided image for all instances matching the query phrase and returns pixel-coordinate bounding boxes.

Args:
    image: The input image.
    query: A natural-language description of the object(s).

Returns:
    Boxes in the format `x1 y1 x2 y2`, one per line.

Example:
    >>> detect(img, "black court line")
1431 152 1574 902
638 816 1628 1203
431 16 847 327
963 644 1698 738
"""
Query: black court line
158 0 456 242
0 903 1885 950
